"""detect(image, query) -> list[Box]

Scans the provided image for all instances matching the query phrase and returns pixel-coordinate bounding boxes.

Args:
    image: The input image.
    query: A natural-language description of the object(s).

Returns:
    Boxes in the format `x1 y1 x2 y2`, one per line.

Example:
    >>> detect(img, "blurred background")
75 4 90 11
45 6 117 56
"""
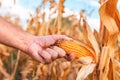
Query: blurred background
0 0 100 30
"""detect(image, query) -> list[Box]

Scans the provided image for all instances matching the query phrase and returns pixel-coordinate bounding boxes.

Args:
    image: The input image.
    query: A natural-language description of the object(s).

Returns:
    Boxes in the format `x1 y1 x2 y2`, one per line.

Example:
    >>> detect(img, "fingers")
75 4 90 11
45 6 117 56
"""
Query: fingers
40 46 66 62
46 48 58 60
28 43 74 64
30 45 66 63
44 46 66 60
52 46 66 57
39 50 52 63
32 51 45 63
38 46 75 63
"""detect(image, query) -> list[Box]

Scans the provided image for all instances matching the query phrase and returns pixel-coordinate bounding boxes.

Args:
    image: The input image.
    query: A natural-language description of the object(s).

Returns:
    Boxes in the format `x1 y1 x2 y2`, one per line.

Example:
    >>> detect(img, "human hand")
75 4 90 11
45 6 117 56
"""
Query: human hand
0 17 74 63
26 35 74 63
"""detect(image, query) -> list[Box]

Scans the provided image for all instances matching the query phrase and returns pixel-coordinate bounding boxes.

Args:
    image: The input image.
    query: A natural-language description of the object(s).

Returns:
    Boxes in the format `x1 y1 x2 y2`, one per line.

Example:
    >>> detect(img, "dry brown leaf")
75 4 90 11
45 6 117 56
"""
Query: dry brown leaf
42 0 48 3
93 29 100 45
117 33 120 48
50 2 57 9
78 57 93 65
82 21 92 47
99 13 118 35
99 0 119 35
0 66 10 78
99 0 107 5
0 59 3 66
99 47 108 70
111 58 120 80
99 46 115 80
0 44 10 56
76 64 96 80
84 21 100 63
99 1 120 79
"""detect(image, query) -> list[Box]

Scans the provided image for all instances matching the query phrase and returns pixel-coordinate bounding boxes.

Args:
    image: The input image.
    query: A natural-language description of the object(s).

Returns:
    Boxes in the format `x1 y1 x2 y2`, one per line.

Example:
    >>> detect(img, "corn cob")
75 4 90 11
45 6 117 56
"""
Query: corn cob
56 40 95 60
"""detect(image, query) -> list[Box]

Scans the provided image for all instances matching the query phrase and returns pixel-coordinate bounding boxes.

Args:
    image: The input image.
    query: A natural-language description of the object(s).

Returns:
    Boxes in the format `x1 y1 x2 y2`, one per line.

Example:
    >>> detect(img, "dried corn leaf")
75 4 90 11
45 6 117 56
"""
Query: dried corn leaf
77 57 93 65
42 0 48 3
82 21 92 47
50 2 57 9
99 0 107 5
99 1 120 80
0 66 10 78
117 33 120 48
0 59 3 66
93 29 99 45
84 21 100 63
0 44 10 56
111 58 120 80
99 0 119 35
99 13 118 35
99 46 115 80
99 46 108 70
99 20 105 47
76 63 96 80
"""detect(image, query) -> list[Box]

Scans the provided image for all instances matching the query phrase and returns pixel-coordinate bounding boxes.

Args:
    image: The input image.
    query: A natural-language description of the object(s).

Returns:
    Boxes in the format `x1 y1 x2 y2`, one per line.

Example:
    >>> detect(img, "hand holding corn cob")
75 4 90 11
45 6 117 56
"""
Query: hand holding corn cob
56 40 96 63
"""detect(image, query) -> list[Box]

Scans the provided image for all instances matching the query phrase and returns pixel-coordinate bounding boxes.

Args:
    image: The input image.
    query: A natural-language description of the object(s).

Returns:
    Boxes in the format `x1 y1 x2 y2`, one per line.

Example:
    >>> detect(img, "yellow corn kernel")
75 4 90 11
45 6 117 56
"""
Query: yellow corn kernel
56 40 95 59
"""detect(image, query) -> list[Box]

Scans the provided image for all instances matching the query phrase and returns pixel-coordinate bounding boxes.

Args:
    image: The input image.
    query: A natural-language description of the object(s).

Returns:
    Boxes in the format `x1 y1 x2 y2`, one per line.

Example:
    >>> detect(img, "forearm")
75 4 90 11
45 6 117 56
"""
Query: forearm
0 17 34 52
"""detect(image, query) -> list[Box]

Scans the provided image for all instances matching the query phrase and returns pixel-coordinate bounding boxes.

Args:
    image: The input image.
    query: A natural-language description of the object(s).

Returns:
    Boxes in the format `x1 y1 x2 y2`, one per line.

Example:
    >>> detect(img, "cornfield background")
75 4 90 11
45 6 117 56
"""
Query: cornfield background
0 0 120 80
